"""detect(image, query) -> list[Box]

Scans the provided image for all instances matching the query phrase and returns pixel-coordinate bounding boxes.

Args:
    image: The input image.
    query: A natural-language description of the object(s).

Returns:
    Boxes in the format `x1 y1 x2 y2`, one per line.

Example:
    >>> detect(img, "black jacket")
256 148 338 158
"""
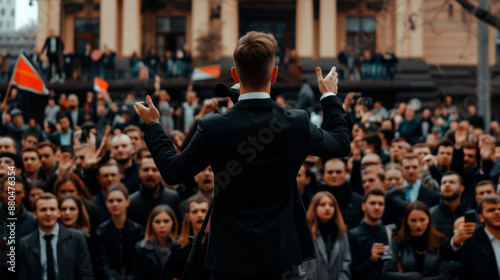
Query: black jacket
348 220 392 280
135 240 176 280
19 225 94 280
441 227 500 280
96 219 144 280
430 200 467 238
315 182 364 230
145 94 350 274
382 238 450 280
128 184 181 228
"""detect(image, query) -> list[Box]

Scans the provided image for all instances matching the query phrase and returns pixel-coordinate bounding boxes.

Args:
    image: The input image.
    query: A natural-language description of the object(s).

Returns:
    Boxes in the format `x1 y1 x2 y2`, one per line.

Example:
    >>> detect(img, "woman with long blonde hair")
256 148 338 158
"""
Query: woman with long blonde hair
299 191 351 280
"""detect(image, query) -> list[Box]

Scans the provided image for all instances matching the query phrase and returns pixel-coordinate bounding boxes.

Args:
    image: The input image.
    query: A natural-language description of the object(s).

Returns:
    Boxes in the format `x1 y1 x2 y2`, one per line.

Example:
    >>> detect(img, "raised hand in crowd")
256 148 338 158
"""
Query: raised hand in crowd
134 95 160 124
81 125 110 170
479 134 495 161
454 123 467 147
56 151 75 176
315 66 338 95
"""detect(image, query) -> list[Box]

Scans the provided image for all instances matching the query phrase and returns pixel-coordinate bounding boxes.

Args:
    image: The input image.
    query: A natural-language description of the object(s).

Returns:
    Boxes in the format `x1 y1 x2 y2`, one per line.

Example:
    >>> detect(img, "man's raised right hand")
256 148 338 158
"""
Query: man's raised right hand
316 66 339 95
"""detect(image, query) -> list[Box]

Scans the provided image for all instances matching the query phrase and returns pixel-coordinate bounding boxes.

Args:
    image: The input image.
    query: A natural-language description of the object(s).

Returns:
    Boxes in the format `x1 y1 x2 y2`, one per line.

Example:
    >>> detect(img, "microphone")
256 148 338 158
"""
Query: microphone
213 83 239 104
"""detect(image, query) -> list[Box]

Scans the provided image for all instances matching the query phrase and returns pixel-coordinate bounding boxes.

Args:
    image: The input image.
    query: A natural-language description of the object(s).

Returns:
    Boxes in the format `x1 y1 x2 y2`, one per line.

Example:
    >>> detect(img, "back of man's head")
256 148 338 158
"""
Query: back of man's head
233 31 277 89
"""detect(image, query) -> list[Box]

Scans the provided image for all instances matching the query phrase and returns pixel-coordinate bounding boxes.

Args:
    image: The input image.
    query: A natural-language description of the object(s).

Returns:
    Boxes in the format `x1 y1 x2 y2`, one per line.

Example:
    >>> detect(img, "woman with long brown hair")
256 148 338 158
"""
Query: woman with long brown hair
299 191 351 280
135 205 178 280
382 201 450 279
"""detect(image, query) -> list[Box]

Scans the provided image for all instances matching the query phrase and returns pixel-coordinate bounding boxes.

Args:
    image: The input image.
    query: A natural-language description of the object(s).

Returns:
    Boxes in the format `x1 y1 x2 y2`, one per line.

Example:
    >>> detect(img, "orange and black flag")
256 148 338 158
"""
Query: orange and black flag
10 52 49 95
7 52 49 124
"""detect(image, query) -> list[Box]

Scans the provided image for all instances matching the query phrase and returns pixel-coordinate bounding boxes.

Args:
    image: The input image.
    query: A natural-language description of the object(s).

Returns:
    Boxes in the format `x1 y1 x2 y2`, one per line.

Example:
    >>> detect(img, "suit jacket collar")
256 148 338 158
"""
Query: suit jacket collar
231 98 278 110
475 227 500 279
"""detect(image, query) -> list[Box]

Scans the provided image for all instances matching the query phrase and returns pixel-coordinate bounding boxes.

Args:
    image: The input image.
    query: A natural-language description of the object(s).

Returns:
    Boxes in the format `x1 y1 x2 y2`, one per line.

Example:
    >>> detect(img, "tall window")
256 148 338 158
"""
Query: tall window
346 17 377 55
156 17 186 55
74 18 99 54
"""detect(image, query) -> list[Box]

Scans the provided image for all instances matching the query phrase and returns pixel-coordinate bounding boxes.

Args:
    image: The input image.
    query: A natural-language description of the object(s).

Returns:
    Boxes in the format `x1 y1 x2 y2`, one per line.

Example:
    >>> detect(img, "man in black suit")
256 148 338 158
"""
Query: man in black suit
18 193 94 280
134 31 350 279
441 194 500 280
40 29 64 82
64 94 86 129
401 153 440 208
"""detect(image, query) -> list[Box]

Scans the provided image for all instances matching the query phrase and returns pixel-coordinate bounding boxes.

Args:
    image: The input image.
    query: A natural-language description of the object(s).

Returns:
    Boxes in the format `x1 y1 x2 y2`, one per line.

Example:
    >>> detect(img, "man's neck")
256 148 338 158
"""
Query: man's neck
25 171 38 180
443 198 461 212
364 217 381 227
3 203 22 216
43 166 55 177
406 179 418 186
117 158 133 173
486 226 500 241
39 224 56 234
198 190 213 201
439 164 449 172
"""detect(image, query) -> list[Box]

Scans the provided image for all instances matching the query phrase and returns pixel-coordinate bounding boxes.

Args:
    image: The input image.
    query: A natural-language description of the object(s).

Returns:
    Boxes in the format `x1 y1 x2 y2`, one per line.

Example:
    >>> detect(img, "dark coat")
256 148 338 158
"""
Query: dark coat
18 225 94 280
134 240 176 280
440 227 500 280
96 219 144 280
382 239 450 280
144 94 351 274
430 201 467 238
128 184 181 228
417 186 440 209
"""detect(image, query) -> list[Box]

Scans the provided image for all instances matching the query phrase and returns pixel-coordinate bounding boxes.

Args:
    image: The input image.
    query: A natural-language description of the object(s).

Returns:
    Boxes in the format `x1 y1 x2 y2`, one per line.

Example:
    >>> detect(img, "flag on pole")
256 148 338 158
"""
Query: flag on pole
9 52 49 95
94 77 109 92
191 65 221 81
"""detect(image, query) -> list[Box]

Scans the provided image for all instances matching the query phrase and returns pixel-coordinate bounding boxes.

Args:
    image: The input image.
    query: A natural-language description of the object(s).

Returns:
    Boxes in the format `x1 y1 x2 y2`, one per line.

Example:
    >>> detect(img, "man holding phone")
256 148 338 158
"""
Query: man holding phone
441 194 500 280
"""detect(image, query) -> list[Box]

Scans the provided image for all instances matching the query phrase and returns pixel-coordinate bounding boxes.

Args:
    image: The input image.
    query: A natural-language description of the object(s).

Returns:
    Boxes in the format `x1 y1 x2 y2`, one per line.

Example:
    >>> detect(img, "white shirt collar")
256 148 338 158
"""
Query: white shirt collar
39 223 60 239
238 92 270 101
485 227 500 242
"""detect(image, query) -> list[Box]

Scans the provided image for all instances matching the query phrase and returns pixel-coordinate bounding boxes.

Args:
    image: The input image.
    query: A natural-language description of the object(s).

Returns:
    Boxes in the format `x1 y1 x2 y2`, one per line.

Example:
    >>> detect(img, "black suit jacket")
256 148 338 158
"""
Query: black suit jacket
18 225 94 280
417 185 440 208
64 108 86 128
144 94 350 274
441 227 500 280
41 37 64 56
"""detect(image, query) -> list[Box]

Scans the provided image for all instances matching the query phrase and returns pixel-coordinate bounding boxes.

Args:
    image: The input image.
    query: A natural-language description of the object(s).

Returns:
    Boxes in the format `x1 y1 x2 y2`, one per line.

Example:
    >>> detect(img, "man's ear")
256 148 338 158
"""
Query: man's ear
478 213 485 223
271 66 278 83
231 67 240 83
361 202 365 212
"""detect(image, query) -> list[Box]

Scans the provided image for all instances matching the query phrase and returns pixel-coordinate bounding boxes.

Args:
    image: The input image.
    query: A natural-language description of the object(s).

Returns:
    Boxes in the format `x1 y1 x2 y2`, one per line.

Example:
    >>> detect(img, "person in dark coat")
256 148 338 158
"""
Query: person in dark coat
18 193 94 280
135 205 179 280
40 29 64 82
143 48 161 79
440 194 500 280
96 185 144 280
128 158 181 227
382 201 450 280
134 31 350 279
315 159 364 230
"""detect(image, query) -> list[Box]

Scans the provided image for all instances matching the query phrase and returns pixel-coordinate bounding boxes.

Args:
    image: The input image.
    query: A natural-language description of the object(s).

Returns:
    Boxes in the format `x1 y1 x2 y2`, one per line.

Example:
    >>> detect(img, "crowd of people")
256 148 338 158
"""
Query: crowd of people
337 46 398 81
0 62 499 280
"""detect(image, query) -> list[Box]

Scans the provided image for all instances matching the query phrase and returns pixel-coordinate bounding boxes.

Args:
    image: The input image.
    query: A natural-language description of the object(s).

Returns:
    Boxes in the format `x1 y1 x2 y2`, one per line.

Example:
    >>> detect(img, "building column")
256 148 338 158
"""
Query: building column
395 0 423 58
295 0 314 58
319 0 337 58
100 0 118 51
191 0 211 58
122 0 141 57
220 0 239 58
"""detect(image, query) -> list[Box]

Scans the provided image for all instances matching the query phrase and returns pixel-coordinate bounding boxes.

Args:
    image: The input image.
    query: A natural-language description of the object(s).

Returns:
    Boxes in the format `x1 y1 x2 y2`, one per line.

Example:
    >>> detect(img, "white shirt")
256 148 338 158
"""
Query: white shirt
38 223 60 280
485 228 500 277
49 37 56 53
403 179 422 202
238 91 335 101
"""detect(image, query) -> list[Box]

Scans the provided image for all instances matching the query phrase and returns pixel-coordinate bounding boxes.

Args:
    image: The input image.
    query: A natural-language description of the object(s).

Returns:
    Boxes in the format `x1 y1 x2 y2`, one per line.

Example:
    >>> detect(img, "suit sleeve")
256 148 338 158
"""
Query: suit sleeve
40 38 48 55
96 226 114 280
18 237 29 280
308 95 351 158
75 231 95 280
144 121 211 185
440 237 469 263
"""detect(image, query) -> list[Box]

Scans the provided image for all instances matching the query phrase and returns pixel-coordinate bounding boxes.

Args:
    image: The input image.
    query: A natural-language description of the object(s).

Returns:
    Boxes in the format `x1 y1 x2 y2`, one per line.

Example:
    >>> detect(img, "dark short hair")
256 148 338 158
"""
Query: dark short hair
401 153 420 165
365 133 382 152
362 186 385 203
233 31 277 89
436 139 454 151
390 137 409 148
476 180 495 190
33 192 58 211
478 194 500 214
37 141 57 154
442 171 464 186
21 148 39 157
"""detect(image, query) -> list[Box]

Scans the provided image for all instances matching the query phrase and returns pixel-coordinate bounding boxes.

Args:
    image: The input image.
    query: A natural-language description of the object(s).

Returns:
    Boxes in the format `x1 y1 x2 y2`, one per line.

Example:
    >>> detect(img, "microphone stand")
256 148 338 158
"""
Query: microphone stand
180 199 213 280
